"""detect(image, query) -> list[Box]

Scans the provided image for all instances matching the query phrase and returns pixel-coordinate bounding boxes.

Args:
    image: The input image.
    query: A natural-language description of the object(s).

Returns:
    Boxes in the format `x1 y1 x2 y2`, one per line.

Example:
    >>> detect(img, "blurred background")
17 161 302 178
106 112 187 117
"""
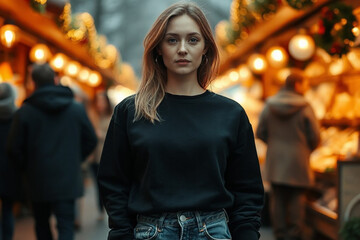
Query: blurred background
1 0 360 240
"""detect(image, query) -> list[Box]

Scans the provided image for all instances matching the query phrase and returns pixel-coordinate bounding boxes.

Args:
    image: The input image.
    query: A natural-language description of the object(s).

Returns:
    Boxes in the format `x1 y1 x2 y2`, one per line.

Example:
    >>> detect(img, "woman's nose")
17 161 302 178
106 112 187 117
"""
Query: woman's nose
177 40 187 55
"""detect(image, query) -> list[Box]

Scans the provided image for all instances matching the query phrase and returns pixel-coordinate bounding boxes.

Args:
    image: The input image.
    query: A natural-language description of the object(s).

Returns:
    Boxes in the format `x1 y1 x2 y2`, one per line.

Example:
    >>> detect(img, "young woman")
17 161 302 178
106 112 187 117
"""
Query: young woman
98 2 264 240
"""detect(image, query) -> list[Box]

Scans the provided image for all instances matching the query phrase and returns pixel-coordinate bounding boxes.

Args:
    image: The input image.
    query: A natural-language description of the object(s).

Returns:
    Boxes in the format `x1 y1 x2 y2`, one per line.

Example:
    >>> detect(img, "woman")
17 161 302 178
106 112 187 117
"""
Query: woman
98 2 264 240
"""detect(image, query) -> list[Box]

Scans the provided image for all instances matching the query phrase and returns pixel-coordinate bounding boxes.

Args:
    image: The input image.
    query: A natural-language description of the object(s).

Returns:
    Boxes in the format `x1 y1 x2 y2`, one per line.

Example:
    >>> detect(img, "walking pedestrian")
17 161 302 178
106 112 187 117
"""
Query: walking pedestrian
7 63 97 240
256 69 321 240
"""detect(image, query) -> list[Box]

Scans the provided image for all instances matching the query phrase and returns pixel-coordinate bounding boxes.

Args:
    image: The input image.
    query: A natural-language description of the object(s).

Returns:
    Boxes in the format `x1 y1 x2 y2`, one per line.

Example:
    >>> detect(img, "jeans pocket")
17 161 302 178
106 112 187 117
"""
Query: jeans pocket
134 222 158 240
204 218 232 240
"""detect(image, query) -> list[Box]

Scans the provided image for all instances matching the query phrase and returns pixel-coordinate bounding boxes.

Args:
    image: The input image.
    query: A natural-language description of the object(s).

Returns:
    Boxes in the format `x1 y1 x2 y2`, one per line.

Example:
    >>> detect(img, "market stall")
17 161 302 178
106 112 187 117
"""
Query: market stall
213 0 360 239
0 0 137 105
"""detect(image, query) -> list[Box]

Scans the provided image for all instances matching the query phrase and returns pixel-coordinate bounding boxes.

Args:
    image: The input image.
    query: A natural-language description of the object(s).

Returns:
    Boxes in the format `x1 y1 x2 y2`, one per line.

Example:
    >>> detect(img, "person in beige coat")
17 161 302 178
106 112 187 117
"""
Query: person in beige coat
256 70 321 240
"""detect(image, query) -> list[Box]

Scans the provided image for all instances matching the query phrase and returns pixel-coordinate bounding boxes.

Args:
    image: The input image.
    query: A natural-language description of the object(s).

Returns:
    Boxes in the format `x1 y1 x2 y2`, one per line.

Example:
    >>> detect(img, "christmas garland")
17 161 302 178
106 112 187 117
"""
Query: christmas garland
25 0 119 69
227 0 313 45
30 0 47 14
285 0 314 10
313 2 357 56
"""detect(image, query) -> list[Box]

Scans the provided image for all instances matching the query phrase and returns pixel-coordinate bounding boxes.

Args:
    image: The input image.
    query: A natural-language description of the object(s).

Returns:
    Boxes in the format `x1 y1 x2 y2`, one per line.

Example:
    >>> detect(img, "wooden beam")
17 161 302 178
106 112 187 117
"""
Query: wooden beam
0 0 114 81
219 0 335 74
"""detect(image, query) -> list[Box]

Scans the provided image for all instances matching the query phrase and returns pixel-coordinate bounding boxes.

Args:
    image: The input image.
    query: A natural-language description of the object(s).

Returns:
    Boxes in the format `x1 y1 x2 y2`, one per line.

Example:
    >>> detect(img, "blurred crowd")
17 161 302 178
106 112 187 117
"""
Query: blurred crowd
0 63 111 240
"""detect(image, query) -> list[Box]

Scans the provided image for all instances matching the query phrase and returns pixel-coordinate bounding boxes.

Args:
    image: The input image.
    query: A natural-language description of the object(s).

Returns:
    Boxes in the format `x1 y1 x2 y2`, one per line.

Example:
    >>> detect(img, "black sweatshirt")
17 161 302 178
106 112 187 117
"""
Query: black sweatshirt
98 90 264 240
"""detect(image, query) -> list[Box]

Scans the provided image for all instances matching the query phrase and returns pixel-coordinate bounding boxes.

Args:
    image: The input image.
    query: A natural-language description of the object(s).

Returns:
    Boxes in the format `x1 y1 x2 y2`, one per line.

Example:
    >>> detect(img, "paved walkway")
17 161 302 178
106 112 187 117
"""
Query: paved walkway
12 177 275 240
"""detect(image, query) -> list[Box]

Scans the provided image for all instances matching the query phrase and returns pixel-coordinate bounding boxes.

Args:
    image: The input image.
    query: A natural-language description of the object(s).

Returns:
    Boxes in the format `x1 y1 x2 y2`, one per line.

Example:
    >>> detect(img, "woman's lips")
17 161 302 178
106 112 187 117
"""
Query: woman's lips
175 59 190 65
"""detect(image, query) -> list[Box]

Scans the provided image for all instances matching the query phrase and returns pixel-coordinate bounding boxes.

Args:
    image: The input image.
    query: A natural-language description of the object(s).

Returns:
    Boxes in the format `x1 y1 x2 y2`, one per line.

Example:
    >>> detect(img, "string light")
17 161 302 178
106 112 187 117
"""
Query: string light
266 46 288 68
64 61 81 77
0 24 19 48
247 53 267 74
88 71 102 87
29 44 52 63
50 53 68 72
288 33 315 61
78 67 91 82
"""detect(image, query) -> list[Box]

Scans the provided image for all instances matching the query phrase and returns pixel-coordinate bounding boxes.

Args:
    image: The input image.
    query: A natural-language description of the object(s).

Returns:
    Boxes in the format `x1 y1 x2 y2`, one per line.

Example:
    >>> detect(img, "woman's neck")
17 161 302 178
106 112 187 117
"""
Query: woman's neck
165 74 204 96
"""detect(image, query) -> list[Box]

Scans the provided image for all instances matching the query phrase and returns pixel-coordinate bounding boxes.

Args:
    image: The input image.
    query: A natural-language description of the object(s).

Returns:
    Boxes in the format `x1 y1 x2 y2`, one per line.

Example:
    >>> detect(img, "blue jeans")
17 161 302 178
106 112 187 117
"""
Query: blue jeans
32 200 75 240
134 209 232 240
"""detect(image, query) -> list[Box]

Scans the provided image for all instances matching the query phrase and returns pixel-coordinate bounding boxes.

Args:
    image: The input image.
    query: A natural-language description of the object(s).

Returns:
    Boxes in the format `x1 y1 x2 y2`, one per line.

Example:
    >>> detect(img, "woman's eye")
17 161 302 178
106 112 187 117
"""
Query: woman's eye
167 38 177 44
189 38 199 44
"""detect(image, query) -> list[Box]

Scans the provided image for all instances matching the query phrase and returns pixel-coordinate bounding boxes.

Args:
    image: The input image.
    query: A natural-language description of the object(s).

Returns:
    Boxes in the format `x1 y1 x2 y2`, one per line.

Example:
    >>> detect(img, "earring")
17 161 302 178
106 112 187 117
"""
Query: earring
155 56 158 63
202 54 208 65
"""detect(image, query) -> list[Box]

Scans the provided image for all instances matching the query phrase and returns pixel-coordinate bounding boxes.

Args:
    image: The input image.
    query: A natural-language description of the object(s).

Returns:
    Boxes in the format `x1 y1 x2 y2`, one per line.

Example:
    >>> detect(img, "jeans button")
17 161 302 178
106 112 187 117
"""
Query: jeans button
179 215 187 221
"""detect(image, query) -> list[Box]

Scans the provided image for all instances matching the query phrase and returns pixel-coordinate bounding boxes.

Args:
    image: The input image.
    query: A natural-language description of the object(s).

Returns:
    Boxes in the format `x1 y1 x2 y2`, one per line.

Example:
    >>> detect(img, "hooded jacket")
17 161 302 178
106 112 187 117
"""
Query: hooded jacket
0 83 21 199
256 89 320 187
7 85 97 201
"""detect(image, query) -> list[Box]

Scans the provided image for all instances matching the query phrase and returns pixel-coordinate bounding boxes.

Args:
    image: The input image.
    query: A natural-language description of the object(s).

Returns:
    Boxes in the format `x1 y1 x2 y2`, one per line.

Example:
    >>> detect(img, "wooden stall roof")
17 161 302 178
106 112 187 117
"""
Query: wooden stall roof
219 0 334 74
0 0 114 82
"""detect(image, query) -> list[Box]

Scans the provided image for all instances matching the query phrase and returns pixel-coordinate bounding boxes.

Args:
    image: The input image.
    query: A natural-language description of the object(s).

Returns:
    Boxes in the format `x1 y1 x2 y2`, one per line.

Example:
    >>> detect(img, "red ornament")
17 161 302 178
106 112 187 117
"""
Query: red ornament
318 20 325 35
321 7 334 21
79 37 89 45
330 42 342 54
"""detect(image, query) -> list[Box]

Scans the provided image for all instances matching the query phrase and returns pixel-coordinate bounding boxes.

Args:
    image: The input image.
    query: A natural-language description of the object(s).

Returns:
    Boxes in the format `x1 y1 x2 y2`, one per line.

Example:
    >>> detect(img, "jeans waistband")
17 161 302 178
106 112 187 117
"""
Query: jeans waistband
137 209 228 233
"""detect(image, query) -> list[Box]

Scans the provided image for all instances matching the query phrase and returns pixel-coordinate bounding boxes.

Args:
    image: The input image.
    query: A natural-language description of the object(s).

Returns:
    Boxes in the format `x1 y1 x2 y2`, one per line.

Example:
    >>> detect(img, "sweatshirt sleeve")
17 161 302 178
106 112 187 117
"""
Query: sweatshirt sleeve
97 100 134 240
226 108 264 240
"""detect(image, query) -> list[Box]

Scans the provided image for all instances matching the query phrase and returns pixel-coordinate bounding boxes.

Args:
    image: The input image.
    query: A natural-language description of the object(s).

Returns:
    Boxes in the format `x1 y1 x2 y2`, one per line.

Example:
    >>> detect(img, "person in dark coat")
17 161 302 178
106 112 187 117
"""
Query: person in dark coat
256 69 321 240
0 82 19 240
7 63 97 240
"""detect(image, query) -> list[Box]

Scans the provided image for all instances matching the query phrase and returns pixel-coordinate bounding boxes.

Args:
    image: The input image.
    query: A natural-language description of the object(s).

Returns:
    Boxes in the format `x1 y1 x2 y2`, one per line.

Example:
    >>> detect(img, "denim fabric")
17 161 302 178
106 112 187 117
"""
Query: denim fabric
134 209 232 240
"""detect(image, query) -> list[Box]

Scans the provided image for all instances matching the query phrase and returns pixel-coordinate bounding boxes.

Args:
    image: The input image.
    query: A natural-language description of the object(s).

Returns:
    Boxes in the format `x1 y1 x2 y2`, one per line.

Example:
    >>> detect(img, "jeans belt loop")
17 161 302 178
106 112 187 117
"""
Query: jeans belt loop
157 213 167 232
194 211 205 232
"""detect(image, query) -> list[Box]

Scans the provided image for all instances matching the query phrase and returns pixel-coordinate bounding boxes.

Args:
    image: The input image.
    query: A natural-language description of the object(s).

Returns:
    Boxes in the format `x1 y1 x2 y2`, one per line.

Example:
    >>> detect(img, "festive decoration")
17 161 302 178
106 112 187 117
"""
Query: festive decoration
64 61 81 77
29 44 52 63
247 53 268 74
230 0 257 43
49 53 68 72
266 46 288 68
30 0 47 13
313 2 357 56
0 24 19 48
284 0 314 10
59 4 118 69
78 67 91 83
288 32 315 60
246 0 278 21
88 71 102 87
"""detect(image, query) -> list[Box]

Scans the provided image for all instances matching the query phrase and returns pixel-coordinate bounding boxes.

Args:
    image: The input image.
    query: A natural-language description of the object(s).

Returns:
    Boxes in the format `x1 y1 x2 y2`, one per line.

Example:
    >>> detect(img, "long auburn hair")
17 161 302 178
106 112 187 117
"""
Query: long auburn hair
134 2 220 123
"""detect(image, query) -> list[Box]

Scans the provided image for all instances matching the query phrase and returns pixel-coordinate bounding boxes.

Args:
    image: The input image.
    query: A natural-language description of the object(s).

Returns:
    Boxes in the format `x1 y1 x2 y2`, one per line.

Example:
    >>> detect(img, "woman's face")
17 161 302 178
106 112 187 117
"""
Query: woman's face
159 14 206 79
